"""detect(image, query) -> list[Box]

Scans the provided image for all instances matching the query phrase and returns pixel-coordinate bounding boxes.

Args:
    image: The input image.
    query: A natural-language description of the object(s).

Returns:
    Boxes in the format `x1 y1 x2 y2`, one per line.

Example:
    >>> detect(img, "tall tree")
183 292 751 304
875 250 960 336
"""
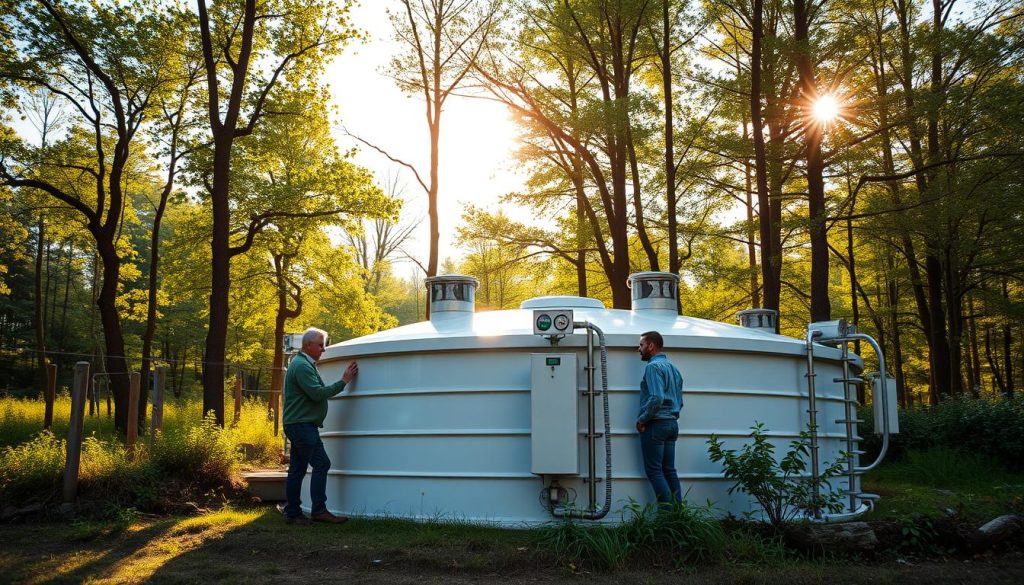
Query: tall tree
0 0 176 432
194 0 356 425
383 0 497 292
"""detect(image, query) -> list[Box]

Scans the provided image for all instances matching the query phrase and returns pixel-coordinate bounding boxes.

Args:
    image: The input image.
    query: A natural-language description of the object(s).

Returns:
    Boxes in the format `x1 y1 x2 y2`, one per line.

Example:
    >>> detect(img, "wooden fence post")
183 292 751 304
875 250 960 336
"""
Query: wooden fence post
126 372 140 458
150 366 166 446
233 371 242 424
61 362 90 511
44 363 56 430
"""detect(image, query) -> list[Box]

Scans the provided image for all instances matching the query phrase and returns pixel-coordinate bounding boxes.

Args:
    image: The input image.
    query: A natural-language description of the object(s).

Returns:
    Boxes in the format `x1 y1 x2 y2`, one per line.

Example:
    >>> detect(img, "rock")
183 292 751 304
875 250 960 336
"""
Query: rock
0 503 44 522
787 521 879 551
964 515 1024 550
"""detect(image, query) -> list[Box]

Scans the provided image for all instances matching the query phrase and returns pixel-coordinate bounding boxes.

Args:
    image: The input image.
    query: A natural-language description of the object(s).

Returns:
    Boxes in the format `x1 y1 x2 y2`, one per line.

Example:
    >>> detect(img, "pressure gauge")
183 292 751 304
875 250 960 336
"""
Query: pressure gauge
553 314 571 332
532 309 574 336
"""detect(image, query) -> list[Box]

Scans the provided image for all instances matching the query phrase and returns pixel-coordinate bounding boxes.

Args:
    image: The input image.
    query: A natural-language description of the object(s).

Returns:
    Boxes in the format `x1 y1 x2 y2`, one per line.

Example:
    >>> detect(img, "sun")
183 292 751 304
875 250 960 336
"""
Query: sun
812 95 841 124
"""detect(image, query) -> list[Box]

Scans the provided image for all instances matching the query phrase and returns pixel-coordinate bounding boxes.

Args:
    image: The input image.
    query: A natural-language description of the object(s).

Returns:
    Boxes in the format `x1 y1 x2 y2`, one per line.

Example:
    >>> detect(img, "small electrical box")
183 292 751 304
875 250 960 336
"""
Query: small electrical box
533 309 574 336
530 353 579 475
872 374 899 435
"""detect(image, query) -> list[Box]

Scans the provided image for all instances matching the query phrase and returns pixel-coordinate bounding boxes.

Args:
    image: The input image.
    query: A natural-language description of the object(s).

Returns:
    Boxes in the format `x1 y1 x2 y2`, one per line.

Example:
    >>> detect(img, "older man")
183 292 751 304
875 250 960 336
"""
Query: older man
635 330 684 505
281 327 358 525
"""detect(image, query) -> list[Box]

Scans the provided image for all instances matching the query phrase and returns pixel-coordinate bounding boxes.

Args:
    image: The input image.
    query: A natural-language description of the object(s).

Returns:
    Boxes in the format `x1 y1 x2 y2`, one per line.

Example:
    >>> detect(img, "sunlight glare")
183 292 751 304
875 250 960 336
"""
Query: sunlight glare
812 95 840 123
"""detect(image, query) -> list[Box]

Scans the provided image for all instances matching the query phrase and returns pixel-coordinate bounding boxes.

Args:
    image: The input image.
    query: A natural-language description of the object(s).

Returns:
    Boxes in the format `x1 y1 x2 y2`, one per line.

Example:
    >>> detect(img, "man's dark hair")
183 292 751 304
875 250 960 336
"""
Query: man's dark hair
641 331 664 349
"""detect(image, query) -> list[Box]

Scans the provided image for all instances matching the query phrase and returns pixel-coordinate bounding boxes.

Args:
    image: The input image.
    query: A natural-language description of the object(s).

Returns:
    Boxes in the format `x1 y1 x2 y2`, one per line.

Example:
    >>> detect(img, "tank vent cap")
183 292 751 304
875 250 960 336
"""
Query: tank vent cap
425 274 479 318
737 308 778 333
627 272 679 313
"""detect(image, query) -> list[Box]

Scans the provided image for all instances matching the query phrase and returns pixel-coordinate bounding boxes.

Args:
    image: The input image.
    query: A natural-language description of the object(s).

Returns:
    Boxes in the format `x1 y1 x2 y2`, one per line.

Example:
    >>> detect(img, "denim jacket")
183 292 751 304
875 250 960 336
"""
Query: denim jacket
636 354 683 424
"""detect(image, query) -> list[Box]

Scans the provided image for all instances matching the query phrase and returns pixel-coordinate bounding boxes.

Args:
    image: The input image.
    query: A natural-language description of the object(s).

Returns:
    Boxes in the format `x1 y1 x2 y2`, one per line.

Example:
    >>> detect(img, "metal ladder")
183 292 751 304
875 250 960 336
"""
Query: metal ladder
804 322 892 519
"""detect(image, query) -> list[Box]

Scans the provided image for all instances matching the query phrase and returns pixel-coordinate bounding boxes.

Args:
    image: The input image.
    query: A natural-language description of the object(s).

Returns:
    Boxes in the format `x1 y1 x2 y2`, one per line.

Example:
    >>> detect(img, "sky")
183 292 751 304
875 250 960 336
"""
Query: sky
327 1 527 273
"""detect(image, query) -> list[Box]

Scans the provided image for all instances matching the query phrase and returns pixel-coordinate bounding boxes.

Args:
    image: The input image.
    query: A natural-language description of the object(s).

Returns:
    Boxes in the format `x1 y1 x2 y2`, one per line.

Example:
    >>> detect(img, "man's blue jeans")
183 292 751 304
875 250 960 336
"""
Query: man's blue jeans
283 422 331 518
640 418 682 505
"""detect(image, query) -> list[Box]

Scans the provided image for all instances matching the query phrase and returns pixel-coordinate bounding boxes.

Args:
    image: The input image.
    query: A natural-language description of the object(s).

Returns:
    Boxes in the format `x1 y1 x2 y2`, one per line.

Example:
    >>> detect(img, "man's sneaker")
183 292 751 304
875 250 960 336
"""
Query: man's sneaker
311 511 349 524
284 515 311 525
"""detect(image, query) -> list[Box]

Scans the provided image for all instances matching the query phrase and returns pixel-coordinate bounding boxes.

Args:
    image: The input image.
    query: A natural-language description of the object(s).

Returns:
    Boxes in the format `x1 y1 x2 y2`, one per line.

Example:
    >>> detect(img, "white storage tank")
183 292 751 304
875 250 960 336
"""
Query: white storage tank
308 273 868 525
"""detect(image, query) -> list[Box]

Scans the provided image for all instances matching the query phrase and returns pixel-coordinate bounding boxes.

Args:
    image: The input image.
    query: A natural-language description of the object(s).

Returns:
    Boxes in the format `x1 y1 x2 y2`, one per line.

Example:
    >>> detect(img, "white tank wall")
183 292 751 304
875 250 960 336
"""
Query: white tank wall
303 314 861 525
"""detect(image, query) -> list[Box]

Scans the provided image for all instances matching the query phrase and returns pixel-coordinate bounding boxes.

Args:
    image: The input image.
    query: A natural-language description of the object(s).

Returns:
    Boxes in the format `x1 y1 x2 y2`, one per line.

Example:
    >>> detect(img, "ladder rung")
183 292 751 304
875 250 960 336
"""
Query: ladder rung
835 419 864 424
834 377 865 384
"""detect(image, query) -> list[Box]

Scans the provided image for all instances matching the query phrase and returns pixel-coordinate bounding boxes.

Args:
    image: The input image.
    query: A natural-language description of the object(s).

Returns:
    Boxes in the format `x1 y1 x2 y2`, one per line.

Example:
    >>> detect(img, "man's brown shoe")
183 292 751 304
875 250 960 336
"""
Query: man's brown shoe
311 511 349 524
284 515 311 525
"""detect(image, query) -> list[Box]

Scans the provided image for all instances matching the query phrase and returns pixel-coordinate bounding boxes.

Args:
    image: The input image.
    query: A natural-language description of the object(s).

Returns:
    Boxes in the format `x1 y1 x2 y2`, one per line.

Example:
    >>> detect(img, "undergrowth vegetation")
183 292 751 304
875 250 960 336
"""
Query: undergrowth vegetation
538 500 786 570
0 395 280 514
859 395 1024 470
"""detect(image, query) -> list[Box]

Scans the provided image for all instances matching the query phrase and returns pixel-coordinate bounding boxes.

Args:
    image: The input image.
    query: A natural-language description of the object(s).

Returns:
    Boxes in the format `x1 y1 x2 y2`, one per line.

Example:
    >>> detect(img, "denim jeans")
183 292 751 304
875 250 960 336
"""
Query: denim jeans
640 418 682 505
283 422 331 517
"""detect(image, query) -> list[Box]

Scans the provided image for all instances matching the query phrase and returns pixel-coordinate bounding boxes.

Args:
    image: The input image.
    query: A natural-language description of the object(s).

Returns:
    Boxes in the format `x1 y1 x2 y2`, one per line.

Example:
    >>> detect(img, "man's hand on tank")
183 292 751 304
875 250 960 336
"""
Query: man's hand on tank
342 361 359 383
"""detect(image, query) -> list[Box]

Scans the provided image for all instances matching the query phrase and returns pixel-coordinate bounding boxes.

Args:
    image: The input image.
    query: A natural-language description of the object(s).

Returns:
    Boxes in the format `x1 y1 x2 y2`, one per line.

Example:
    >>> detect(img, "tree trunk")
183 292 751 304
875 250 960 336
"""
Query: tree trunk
34 215 47 395
793 0 829 323
204 139 232 427
662 0 678 279
967 295 982 397
95 238 130 433
751 0 777 318
985 325 1006 395
1003 278 1014 396
627 127 659 271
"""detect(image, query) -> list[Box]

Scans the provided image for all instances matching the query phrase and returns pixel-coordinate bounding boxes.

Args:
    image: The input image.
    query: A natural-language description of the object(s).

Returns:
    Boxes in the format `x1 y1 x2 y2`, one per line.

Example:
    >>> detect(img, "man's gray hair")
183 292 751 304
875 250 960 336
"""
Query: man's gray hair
302 327 328 347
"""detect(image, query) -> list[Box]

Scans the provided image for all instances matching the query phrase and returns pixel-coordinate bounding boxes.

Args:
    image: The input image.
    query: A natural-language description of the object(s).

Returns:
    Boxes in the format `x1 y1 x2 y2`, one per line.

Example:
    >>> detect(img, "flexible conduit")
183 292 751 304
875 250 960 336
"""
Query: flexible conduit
554 321 611 520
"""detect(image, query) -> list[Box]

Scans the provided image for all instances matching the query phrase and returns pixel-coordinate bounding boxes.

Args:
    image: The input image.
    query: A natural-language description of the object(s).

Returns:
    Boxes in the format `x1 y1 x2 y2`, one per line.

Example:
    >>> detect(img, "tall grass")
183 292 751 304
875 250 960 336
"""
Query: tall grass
537 500 782 570
0 395 281 512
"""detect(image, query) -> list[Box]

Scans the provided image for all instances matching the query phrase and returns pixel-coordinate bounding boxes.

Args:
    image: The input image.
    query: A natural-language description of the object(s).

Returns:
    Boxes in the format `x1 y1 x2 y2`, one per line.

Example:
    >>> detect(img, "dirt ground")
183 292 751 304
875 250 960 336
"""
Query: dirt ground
1 507 1023 585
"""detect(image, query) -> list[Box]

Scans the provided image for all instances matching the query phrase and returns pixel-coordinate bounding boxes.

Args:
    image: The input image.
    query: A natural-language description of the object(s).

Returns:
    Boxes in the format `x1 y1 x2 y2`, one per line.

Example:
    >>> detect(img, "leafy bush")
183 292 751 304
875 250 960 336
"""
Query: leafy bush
707 423 846 528
151 413 241 490
858 395 1024 470
538 499 731 570
0 430 65 506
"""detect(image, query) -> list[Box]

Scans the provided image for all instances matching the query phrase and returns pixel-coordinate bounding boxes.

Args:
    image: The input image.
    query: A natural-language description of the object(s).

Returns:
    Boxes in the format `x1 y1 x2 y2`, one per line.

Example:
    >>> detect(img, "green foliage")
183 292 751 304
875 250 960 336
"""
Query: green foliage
873 448 1014 488
858 396 1024 470
150 413 239 491
0 430 64 505
538 499 740 570
707 423 846 528
0 395 281 511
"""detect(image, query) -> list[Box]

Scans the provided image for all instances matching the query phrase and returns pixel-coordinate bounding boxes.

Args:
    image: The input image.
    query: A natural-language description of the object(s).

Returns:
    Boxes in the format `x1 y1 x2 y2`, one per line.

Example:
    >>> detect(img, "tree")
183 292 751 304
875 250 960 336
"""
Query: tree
0 0 181 432
371 0 498 298
193 0 358 425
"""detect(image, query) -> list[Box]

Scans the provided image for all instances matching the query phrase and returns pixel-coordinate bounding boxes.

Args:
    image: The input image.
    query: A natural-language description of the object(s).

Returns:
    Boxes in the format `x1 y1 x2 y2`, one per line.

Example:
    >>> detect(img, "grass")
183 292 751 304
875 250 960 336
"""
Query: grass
0 395 281 512
862 448 1024 522
1 507 1022 584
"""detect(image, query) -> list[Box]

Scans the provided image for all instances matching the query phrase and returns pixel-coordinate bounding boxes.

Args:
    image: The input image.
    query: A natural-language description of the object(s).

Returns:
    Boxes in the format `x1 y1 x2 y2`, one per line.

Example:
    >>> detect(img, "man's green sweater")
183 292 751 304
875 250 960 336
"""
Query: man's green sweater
283 353 347 427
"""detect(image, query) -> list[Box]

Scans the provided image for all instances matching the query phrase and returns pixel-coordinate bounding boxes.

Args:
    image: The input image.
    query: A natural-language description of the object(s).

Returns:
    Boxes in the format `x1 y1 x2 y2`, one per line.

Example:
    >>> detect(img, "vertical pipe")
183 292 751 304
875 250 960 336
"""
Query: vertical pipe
586 327 596 512
126 372 140 458
150 366 165 445
61 362 90 507
840 342 857 513
805 331 821 519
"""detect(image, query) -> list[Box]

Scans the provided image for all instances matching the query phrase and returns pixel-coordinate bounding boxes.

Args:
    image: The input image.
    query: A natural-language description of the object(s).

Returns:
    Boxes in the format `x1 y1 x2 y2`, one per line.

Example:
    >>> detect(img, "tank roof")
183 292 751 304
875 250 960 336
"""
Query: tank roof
325 299 852 364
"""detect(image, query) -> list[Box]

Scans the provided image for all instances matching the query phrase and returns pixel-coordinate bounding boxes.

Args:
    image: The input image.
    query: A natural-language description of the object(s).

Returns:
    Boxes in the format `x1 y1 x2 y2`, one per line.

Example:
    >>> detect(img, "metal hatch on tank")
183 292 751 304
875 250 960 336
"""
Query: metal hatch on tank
306 272 896 525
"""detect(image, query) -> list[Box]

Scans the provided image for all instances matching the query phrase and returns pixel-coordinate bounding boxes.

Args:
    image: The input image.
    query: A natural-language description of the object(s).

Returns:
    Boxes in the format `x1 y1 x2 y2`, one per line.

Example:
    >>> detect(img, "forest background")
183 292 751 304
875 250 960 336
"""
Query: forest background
0 0 1021 433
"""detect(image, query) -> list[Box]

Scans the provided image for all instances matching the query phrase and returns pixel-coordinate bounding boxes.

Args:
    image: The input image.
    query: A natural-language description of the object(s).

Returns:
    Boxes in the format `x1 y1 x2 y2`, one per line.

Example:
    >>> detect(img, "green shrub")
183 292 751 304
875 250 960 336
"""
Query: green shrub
859 395 1024 470
151 413 240 489
0 430 65 506
224 397 280 466
538 500 729 570
707 423 846 528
